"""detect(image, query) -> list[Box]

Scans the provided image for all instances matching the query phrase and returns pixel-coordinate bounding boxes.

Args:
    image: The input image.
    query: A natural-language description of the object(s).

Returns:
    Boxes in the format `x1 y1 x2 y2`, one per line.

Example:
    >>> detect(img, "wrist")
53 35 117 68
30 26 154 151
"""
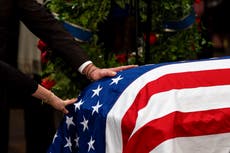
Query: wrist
32 85 56 104
42 91 55 104
78 61 93 74
83 63 98 80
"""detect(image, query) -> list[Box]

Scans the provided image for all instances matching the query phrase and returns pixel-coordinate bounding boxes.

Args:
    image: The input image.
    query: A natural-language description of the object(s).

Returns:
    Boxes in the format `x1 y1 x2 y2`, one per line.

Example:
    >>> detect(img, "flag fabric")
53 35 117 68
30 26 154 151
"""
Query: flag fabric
47 56 230 153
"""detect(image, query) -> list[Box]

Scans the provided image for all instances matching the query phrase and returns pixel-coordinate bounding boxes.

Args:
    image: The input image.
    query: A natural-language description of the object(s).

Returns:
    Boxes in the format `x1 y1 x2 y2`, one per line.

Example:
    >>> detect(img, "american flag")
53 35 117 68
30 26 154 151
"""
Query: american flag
47 57 230 153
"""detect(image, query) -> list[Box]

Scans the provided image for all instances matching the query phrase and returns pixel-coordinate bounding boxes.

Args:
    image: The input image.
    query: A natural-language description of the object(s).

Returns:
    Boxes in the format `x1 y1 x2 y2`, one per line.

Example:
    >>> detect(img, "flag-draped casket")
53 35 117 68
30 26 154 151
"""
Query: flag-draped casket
47 57 230 153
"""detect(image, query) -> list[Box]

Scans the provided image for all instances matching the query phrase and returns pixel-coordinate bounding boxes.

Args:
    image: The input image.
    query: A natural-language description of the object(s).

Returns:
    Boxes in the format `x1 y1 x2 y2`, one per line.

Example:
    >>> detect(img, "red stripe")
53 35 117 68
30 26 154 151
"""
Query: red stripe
121 69 230 150
123 108 230 153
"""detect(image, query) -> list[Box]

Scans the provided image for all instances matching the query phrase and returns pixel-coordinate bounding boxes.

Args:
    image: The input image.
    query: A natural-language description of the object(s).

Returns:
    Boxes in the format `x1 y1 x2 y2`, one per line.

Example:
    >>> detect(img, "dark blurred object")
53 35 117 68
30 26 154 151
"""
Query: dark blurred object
203 0 230 34
197 0 230 58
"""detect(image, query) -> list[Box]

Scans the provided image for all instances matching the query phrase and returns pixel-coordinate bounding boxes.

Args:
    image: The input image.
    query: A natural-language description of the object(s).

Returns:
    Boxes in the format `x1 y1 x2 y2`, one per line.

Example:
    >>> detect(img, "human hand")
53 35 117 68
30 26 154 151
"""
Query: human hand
32 85 76 114
83 64 138 81
48 96 77 114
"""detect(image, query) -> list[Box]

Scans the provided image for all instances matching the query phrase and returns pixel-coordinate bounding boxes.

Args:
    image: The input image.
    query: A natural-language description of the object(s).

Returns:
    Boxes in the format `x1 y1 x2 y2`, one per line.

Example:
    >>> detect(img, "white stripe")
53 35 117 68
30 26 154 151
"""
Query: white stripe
106 58 230 153
132 85 230 137
150 132 230 153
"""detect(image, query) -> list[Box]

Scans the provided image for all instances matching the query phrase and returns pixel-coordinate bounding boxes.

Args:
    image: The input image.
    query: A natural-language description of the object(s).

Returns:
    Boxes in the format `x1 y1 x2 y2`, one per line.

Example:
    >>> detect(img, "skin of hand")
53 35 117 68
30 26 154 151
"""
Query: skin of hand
48 96 77 114
32 85 76 114
84 64 138 81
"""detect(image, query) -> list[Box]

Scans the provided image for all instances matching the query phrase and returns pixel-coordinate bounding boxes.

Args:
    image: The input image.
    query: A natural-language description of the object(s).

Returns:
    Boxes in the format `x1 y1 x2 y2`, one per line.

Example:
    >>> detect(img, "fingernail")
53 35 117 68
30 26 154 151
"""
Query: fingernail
112 72 116 75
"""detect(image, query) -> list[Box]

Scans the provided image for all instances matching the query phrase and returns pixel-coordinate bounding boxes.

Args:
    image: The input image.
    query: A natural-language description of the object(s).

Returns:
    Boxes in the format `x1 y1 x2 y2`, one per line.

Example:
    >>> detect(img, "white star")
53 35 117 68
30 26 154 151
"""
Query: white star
87 136 95 152
52 133 58 143
74 99 84 111
91 84 103 97
66 116 75 129
80 116 89 132
74 135 80 147
92 101 103 115
64 137 72 151
110 75 123 85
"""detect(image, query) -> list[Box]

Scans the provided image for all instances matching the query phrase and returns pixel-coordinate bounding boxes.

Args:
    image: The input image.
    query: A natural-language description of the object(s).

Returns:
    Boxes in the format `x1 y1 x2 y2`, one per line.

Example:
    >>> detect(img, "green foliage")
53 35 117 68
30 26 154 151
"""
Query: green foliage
41 34 121 99
79 35 122 68
47 0 111 31
145 0 205 63
43 0 208 98
146 24 204 63
41 53 84 99
116 0 207 64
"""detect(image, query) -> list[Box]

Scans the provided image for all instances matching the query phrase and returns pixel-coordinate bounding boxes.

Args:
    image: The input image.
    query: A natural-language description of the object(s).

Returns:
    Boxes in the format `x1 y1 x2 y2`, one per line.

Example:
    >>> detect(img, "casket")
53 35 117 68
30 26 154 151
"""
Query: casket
47 56 230 153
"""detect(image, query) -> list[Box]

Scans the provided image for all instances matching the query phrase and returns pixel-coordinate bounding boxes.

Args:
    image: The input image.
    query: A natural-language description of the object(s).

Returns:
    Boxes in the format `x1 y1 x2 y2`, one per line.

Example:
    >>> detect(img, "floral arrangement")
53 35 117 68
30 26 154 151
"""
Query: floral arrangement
38 0 207 98
140 0 206 63
115 0 207 64
46 0 111 31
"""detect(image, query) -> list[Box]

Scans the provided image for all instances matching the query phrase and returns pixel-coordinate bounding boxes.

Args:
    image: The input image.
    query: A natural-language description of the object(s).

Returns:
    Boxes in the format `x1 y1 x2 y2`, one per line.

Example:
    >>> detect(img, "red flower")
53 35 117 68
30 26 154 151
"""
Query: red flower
41 77 56 90
41 51 49 64
193 0 204 16
143 33 157 45
195 17 202 32
194 0 201 4
37 39 48 52
195 17 201 24
115 53 127 64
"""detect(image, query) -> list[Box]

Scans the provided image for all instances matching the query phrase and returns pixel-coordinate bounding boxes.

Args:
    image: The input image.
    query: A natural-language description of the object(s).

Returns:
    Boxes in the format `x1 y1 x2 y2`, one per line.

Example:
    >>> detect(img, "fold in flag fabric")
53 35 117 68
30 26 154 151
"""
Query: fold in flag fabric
47 56 230 153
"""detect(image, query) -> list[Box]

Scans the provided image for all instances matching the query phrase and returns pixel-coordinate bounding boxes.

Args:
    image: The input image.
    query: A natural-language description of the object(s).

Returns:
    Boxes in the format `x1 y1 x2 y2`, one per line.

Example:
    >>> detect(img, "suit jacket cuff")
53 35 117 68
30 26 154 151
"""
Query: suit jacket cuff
78 61 93 74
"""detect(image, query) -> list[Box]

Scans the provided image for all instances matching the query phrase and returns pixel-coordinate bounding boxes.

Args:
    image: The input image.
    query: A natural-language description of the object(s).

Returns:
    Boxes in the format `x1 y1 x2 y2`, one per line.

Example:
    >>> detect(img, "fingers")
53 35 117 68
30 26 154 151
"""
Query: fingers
90 65 138 81
61 98 77 114
104 65 138 77
109 65 138 72
62 108 69 114
65 98 77 105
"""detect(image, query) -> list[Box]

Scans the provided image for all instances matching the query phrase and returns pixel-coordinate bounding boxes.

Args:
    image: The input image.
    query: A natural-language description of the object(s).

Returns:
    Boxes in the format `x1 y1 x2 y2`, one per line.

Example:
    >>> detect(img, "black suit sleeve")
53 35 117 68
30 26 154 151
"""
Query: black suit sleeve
16 0 90 69
0 60 38 96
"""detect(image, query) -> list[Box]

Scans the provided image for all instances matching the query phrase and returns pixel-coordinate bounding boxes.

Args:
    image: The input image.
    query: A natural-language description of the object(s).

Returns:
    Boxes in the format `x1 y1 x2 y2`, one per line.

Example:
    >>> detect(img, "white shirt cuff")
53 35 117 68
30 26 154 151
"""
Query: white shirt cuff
78 61 93 74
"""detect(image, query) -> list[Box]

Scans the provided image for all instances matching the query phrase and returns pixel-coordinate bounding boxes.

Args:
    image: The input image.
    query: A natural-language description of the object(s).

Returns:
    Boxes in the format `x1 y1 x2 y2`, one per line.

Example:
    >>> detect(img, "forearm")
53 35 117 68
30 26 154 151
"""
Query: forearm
32 84 55 104
17 0 90 68
32 84 76 114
